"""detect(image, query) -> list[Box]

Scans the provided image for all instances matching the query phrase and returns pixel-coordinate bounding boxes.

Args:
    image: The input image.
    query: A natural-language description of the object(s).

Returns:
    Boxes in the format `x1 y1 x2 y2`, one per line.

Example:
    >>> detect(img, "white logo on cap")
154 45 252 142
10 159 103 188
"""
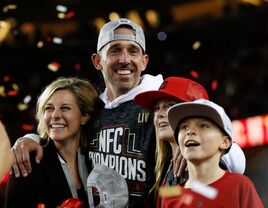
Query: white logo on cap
103 192 108 204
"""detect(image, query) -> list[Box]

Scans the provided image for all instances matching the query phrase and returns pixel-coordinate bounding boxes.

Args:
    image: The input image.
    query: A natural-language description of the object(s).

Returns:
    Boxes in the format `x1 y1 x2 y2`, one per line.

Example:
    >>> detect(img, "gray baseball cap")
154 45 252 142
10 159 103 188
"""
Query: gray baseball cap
97 18 146 52
168 99 234 142
87 164 129 208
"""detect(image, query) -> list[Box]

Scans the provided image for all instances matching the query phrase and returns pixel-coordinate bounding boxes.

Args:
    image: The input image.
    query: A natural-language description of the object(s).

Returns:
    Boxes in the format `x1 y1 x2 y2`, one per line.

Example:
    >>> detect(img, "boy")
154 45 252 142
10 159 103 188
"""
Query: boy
161 99 263 208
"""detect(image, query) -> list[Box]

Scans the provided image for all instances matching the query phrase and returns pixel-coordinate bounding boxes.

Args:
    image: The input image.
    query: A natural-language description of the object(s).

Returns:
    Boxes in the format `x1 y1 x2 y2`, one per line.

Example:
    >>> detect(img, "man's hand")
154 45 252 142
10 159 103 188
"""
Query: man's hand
11 138 43 178
172 147 187 178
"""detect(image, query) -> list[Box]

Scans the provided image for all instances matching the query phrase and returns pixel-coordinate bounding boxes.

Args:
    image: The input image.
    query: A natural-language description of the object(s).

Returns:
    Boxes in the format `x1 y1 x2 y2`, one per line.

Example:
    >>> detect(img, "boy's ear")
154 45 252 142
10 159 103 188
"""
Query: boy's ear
220 136 232 152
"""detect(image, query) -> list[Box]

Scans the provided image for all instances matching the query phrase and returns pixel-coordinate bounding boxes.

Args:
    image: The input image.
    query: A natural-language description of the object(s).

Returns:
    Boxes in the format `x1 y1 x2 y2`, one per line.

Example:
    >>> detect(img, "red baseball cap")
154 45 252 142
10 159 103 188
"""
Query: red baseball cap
134 76 209 111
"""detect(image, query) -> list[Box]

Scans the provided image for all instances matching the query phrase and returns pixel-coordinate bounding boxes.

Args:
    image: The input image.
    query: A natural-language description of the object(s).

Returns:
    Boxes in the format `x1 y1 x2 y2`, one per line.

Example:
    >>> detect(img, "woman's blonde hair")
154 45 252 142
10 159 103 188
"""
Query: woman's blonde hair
150 131 172 197
36 77 101 153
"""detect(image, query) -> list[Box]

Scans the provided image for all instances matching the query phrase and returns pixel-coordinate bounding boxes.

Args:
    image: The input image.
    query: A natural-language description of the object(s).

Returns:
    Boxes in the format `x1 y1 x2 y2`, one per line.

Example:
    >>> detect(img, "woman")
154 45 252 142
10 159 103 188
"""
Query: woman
5 77 101 208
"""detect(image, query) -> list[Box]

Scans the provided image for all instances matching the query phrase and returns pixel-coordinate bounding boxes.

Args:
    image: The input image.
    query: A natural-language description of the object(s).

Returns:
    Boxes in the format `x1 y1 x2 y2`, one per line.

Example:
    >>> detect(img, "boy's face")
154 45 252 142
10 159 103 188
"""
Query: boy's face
177 117 231 163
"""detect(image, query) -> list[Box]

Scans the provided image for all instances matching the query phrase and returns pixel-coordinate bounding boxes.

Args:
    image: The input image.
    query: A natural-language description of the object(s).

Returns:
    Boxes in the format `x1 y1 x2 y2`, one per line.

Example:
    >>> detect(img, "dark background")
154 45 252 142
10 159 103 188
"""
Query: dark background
0 0 268 206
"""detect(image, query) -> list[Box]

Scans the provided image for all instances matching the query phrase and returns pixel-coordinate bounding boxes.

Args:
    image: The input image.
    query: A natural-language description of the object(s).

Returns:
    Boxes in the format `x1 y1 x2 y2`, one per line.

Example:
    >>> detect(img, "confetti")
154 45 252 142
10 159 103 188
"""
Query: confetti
48 61 61 72
190 70 199 78
191 181 218 200
158 185 182 197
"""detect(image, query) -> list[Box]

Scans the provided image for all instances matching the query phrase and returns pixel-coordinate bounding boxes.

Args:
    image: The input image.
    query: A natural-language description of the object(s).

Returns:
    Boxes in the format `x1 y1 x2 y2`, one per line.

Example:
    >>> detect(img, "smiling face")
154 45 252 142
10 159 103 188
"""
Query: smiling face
154 98 177 143
92 27 149 100
177 117 231 164
43 89 88 146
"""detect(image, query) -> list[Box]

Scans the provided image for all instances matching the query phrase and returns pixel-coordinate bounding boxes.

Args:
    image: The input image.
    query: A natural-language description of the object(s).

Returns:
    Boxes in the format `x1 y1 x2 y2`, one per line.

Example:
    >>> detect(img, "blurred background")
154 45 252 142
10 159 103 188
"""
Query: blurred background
0 0 268 206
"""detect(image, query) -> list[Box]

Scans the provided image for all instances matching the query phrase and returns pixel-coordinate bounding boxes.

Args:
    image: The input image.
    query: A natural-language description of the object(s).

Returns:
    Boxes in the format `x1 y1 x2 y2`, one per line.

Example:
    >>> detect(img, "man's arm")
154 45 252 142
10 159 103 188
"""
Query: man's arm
0 121 13 180
11 134 43 178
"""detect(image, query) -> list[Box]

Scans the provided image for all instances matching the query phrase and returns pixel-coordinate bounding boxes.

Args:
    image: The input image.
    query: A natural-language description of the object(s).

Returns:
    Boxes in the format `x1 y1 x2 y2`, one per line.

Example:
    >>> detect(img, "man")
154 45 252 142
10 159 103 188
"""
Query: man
88 18 163 206
11 18 164 207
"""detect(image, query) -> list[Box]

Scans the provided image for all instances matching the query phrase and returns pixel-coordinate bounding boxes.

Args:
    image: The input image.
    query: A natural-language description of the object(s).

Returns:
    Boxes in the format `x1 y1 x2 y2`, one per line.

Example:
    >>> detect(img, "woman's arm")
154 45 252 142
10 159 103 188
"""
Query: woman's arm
0 121 13 181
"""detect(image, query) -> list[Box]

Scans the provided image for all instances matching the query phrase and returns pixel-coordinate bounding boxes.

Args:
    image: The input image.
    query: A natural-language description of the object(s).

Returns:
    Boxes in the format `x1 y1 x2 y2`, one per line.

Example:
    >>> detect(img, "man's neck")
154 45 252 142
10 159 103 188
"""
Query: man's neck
106 88 130 101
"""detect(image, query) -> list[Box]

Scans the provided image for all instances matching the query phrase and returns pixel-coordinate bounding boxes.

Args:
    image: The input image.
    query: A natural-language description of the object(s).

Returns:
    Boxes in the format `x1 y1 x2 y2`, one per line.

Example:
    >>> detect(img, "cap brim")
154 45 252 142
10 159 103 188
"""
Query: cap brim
168 102 224 132
134 91 182 111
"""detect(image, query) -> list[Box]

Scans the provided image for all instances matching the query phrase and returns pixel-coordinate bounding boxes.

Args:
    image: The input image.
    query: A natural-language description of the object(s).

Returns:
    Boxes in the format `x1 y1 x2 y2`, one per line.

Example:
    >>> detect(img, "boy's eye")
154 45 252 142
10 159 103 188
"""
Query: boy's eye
179 124 188 130
200 123 209 128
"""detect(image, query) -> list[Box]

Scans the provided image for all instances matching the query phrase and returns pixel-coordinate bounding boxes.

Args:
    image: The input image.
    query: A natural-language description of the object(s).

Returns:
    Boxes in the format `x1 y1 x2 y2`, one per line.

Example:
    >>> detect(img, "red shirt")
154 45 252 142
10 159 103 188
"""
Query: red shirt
158 171 264 208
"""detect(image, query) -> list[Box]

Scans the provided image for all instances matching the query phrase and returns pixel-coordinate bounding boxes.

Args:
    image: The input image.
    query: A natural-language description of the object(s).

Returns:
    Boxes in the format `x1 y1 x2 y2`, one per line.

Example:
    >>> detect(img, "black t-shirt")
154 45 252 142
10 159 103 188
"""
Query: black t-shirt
88 100 156 207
